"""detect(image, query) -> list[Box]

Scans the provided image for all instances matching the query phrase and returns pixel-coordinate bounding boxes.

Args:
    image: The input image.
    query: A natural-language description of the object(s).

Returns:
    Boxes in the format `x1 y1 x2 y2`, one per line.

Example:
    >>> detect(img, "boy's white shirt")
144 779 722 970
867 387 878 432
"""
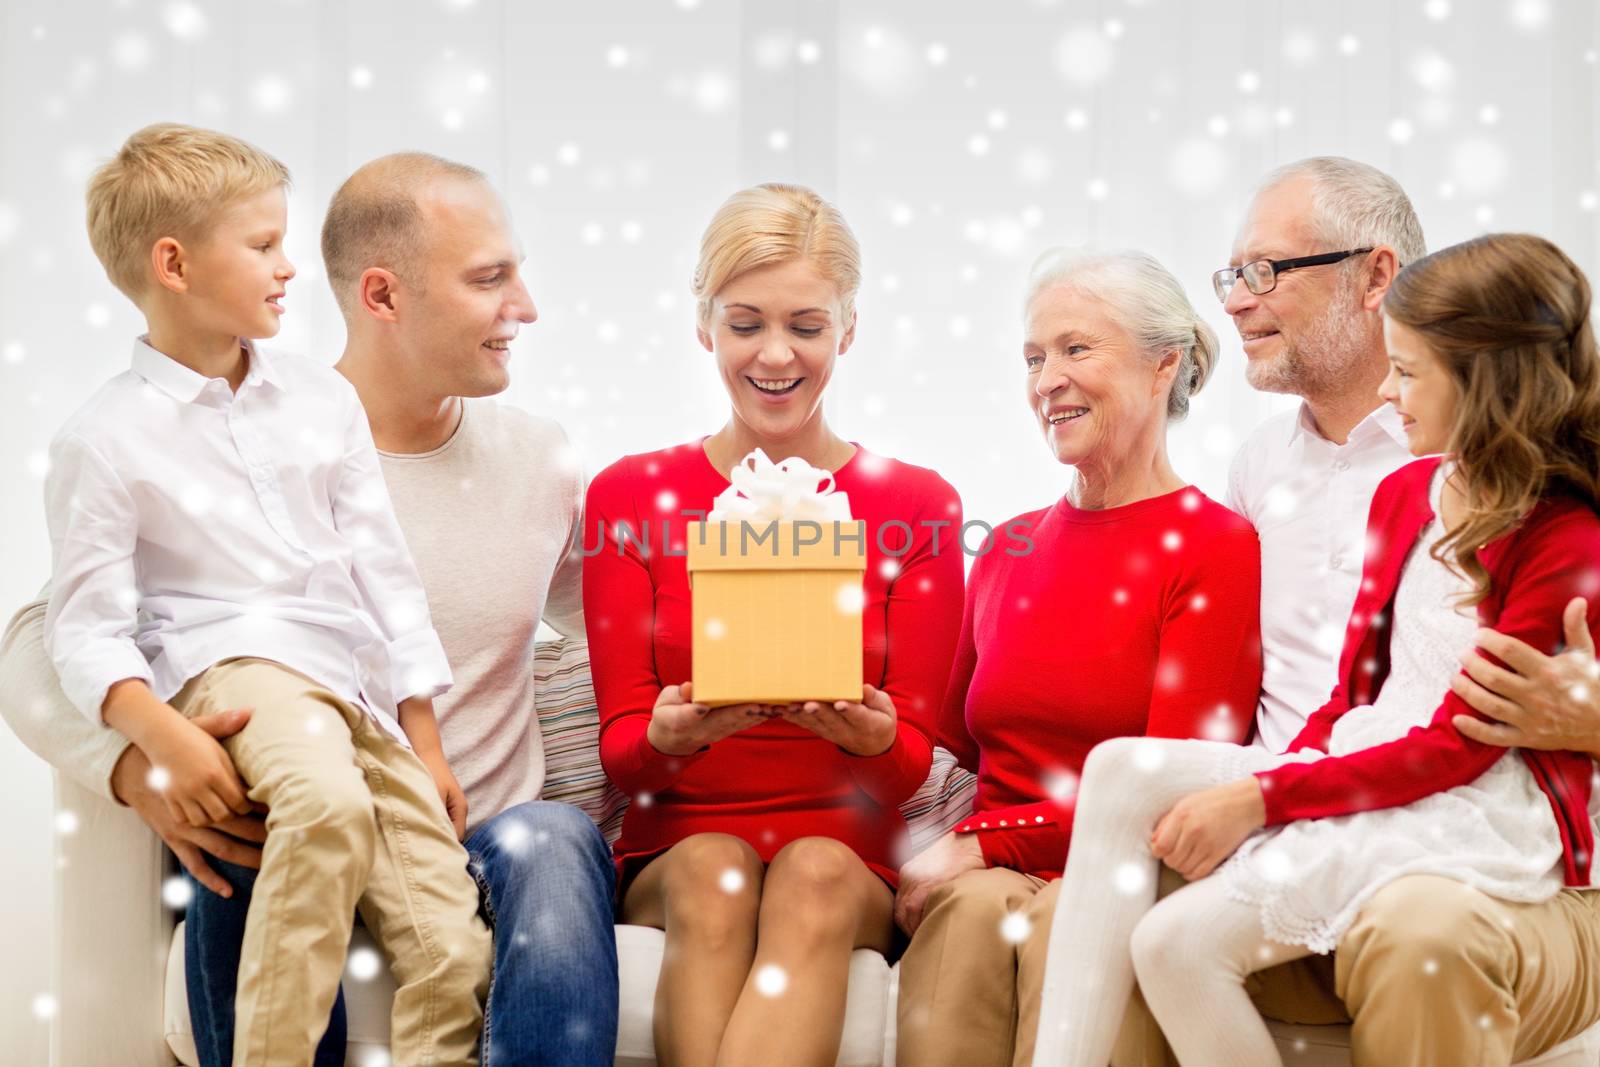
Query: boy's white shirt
4 383 583 836
41 336 451 742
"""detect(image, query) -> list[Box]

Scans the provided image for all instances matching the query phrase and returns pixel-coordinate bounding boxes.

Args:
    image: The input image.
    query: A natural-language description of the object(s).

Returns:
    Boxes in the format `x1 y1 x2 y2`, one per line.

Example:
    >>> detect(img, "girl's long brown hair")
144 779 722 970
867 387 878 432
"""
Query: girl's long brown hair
1383 232 1600 604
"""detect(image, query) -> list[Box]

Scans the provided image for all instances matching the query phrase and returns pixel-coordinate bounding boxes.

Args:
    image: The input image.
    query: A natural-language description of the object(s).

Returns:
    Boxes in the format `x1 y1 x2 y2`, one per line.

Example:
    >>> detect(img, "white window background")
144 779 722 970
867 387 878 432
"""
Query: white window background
0 0 1597 1053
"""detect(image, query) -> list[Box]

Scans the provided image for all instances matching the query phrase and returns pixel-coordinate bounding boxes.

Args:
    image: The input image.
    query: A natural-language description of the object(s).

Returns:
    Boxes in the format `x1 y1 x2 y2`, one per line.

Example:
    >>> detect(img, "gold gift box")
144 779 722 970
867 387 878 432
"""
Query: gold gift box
686 520 867 705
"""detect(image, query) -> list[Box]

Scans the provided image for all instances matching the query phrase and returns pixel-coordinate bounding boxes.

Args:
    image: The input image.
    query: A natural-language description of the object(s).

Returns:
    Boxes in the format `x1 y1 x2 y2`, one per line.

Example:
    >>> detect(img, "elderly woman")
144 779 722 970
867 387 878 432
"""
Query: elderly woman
582 183 964 1067
893 249 1263 1067
1032 233 1600 1067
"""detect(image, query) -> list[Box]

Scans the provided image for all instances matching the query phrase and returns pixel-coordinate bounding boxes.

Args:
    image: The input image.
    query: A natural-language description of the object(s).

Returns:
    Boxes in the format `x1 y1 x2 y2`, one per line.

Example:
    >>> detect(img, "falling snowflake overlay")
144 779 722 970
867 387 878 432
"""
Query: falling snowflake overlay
754 963 789 997
4 2 1600 1056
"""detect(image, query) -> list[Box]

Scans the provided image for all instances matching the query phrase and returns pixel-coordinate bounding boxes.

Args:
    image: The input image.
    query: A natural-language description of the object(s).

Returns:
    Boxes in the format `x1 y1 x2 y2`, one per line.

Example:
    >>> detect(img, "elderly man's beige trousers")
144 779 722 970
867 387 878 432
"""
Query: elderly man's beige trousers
1112 868 1600 1067
895 867 1062 1067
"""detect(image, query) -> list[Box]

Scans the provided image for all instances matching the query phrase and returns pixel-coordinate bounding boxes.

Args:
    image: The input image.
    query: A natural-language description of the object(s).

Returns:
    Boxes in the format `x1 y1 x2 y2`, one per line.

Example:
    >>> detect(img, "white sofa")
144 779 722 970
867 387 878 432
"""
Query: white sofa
43 635 1600 1066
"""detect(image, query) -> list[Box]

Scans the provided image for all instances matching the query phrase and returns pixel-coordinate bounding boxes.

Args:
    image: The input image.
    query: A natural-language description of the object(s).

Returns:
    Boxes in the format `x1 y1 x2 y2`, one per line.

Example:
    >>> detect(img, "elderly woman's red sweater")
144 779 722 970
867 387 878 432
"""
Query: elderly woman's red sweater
940 486 1263 879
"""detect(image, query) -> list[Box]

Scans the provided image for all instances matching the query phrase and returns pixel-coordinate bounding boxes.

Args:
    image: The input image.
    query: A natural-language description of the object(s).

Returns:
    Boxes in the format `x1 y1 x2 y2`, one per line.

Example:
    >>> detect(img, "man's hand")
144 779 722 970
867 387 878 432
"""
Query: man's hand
1450 596 1600 759
109 710 266 898
894 830 985 936
646 681 777 756
781 684 898 757
1150 777 1266 881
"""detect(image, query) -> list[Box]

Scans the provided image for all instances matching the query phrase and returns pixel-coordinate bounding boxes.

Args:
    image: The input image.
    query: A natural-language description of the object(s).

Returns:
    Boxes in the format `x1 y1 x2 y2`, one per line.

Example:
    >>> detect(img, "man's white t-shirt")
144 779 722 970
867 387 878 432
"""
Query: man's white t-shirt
379 399 585 834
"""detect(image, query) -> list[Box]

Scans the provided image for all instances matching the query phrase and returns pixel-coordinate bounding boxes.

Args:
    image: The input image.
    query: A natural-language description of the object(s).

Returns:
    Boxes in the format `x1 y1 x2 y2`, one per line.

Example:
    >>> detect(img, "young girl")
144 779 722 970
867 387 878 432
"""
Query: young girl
1031 232 1600 1067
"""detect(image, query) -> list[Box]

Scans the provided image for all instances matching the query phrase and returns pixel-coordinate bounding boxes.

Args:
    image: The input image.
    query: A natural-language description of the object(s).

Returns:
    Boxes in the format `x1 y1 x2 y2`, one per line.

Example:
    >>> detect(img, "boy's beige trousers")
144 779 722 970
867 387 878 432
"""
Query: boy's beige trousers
173 658 491 1067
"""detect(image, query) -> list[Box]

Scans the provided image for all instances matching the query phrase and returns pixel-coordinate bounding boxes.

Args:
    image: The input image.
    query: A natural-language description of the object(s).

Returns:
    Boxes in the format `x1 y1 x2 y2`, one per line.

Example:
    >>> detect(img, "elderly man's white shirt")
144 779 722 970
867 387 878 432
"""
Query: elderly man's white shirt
43 337 450 741
1226 402 1412 752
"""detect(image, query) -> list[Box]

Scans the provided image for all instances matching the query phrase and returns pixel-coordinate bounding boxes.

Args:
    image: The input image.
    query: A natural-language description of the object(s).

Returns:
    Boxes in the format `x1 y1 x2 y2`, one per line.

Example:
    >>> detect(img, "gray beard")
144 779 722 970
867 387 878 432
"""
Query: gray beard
1244 292 1369 400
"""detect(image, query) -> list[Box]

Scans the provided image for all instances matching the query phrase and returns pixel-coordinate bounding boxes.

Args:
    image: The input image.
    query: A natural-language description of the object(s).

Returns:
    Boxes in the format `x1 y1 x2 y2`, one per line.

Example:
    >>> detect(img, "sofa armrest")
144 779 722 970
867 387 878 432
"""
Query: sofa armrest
52 772 176 1067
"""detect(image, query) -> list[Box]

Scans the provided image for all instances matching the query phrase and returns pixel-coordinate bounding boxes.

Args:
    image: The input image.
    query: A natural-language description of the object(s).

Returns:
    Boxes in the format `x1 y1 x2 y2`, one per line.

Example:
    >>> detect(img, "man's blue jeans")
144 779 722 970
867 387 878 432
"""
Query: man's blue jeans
185 800 619 1066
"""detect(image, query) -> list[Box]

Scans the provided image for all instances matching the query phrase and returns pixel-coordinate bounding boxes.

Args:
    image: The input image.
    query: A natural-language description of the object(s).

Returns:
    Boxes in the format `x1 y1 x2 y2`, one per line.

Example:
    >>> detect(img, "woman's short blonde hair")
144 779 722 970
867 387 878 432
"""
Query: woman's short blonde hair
86 123 290 300
691 183 861 327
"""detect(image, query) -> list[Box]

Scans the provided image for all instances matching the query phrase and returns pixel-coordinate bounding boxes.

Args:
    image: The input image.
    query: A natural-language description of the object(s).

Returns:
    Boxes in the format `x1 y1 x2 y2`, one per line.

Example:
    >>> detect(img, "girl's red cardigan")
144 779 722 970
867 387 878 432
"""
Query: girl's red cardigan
1256 456 1600 886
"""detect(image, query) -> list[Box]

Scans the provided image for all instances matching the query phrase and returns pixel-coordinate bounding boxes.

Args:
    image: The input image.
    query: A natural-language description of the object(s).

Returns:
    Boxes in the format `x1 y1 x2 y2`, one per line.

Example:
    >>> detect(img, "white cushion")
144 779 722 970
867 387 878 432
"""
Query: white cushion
166 922 895 1067
165 919 1600 1067
1522 1023 1600 1067
616 924 891 1067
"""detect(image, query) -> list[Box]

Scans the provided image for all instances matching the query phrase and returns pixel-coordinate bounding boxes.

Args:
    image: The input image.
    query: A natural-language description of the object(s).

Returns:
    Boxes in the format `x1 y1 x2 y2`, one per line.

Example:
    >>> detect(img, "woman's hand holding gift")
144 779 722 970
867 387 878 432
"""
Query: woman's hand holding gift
647 681 779 756
781 683 898 756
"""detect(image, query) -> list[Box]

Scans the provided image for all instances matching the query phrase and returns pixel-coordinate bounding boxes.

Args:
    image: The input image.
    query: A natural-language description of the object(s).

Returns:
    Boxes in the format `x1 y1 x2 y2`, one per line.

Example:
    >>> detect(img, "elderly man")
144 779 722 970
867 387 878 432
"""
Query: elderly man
1107 156 1600 1067
1 153 619 1066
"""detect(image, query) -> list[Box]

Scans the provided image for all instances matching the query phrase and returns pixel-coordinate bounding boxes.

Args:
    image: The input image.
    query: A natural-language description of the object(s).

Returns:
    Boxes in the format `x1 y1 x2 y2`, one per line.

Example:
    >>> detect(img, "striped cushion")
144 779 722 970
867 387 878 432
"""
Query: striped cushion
532 635 976 852
534 636 628 843
900 747 978 853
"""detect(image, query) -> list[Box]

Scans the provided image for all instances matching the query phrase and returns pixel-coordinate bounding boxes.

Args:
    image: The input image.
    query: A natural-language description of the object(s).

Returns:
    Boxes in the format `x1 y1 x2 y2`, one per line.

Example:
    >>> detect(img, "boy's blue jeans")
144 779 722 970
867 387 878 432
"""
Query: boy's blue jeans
184 800 619 1066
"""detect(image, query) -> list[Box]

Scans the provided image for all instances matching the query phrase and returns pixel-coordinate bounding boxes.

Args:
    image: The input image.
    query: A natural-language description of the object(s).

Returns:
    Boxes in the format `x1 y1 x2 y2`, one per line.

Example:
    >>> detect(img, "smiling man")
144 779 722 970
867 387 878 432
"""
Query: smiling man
1 152 619 1067
1108 156 1600 1067
1220 160 1415 756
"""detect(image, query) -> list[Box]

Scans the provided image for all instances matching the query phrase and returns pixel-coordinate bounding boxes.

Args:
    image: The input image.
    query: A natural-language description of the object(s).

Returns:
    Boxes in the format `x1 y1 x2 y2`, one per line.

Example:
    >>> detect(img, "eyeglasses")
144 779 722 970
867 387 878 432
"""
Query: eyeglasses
1211 248 1375 303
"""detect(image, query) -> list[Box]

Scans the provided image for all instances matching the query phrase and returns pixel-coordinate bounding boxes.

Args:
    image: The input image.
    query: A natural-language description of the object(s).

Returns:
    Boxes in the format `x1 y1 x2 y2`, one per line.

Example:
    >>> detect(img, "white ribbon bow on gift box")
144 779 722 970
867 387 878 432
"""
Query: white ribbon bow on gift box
706 448 854 523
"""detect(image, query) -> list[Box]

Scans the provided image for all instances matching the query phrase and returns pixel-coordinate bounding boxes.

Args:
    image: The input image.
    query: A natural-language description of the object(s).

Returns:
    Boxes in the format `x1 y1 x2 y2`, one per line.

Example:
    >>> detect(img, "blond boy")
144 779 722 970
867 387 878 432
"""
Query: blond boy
44 123 491 1066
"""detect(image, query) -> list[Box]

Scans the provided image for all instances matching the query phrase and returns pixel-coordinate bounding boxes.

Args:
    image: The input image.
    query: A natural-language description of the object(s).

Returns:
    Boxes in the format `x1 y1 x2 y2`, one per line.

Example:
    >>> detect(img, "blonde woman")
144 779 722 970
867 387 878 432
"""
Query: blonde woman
582 184 965 1066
